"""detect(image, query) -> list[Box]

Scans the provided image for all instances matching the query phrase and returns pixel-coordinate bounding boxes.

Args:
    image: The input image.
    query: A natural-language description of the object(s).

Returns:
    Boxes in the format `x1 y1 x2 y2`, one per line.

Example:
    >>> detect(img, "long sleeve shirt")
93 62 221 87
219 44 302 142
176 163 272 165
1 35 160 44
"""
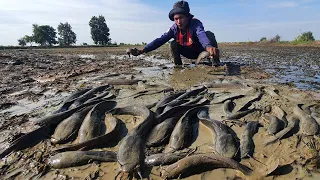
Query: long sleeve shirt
143 18 213 53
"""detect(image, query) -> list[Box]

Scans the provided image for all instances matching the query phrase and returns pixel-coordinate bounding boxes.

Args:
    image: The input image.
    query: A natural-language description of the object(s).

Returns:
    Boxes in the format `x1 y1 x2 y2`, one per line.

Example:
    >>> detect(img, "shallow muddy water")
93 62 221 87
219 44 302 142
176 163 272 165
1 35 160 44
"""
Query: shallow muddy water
220 45 320 90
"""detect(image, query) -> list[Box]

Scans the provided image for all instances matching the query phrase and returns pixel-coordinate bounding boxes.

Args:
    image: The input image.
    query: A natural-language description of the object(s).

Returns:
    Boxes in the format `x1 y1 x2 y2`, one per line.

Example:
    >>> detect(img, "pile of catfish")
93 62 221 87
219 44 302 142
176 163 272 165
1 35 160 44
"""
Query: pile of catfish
1 82 320 180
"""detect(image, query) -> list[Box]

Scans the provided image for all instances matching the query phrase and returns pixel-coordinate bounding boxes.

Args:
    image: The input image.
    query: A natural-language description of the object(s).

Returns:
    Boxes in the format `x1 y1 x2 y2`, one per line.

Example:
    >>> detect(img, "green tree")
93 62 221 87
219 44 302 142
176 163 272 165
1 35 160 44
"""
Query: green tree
18 37 26 46
260 37 267 42
89 15 111 45
270 34 281 43
57 22 77 46
32 24 57 46
295 31 315 42
24 35 34 46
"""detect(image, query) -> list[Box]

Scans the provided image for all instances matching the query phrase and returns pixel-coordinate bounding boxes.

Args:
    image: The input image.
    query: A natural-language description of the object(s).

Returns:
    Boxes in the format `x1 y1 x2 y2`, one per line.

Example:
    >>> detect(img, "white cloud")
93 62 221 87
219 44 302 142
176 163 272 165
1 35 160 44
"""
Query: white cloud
0 0 319 46
0 0 170 45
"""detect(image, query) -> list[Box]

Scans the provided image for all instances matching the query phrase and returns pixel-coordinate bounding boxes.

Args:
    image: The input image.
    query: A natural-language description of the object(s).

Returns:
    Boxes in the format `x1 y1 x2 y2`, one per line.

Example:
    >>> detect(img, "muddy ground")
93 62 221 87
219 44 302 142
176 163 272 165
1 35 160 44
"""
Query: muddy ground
0 44 320 180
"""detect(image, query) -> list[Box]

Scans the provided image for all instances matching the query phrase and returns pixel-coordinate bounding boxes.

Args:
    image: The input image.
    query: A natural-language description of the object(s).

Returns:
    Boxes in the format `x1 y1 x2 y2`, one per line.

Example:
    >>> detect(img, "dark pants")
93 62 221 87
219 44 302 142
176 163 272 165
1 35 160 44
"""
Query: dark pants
170 31 218 65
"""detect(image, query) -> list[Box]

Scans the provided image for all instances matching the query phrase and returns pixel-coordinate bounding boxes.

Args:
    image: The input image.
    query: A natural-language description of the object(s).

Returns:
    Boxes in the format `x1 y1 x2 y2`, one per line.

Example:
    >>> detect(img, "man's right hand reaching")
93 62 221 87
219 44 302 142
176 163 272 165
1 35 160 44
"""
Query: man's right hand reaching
126 48 144 56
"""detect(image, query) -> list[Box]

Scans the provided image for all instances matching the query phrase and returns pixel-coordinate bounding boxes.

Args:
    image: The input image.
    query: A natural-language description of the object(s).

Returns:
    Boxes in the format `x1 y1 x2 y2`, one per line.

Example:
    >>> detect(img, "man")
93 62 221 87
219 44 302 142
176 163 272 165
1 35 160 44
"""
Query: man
131 0 220 66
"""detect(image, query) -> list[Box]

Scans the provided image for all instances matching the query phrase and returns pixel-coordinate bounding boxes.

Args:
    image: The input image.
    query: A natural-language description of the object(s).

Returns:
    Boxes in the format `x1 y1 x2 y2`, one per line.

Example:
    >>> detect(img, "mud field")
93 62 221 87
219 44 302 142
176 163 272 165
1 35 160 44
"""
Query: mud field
0 45 320 180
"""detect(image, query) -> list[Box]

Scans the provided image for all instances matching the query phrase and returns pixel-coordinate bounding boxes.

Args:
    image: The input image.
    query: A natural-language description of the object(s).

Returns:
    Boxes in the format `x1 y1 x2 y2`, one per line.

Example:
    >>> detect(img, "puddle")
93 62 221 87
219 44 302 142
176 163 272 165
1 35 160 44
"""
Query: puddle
108 54 171 65
0 90 69 117
143 55 171 65
224 55 320 91
78 54 96 59
264 65 320 90
131 53 320 91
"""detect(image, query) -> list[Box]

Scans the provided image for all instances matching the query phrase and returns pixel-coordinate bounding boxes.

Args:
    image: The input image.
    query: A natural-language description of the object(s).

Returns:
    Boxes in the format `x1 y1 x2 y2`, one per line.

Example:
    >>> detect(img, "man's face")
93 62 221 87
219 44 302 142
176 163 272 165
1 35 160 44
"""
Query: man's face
174 14 188 29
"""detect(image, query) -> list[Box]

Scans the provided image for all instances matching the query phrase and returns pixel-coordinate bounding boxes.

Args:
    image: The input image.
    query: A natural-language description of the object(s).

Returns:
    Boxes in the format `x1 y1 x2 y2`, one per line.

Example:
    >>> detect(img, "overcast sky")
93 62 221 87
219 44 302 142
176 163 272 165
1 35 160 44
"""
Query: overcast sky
1 0 319 45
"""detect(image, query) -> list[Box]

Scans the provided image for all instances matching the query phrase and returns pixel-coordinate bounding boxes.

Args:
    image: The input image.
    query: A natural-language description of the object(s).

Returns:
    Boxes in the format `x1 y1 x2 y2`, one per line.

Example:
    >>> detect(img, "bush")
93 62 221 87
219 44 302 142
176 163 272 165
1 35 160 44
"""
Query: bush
260 37 267 42
18 37 26 46
294 31 315 42
269 35 281 43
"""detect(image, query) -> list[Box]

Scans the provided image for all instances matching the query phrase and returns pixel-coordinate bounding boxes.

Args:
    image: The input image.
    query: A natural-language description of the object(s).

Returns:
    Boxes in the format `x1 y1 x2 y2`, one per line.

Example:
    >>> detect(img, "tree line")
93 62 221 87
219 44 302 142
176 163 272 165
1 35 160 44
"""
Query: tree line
259 31 316 43
18 15 111 47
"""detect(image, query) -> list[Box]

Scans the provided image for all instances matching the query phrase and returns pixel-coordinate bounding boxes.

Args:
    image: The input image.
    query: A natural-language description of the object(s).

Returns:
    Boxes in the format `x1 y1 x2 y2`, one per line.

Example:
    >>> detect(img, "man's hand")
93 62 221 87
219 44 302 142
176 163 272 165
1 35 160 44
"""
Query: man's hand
130 48 144 56
206 46 219 59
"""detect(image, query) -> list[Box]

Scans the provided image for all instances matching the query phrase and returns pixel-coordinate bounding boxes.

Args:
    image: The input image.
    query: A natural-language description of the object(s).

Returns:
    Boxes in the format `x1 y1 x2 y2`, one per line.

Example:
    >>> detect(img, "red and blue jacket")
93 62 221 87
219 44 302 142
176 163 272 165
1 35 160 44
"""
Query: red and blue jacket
143 18 213 53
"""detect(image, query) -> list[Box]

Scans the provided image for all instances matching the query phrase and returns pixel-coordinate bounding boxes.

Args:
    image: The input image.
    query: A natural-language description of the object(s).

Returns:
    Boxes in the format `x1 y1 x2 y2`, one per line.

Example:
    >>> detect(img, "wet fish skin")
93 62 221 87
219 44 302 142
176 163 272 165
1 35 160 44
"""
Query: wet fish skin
156 105 203 123
53 88 91 114
55 114 121 152
265 114 284 135
180 95 204 106
115 106 156 174
264 116 300 146
49 151 117 169
176 86 207 100
161 99 189 113
195 51 210 65
156 92 185 106
156 97 209 124
34 99 108 126
204 82 249 91
198 107 238 158
84 90 113 104
78 101 116 143
310 105 320 124
125 48 139 57
293 104 318 135
64 88 91 103
272 106 288 127
53 101 74 114
223 100 234 116
155 92 185 115
146 117 180 147
161 153 252 179
169 107 203 151
212 93 245 104
240 121 259 159
69 84 111 109
223 100 255 120
51 106 93 144
225 109 255 120
200 118 238 158
237 90 263 112
145 150 191 166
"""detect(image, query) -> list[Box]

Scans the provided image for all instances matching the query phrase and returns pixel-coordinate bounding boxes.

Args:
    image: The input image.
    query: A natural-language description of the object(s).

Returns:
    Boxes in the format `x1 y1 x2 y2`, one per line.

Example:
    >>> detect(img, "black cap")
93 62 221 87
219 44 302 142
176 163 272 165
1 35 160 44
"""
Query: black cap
169 1 194 21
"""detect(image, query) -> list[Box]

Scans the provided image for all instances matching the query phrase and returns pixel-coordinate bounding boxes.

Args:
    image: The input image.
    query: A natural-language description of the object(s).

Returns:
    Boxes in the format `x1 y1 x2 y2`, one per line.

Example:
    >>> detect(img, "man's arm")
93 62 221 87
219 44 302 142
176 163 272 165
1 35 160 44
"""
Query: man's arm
194 20 218 58
194 21 213 49
142 28 175 53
